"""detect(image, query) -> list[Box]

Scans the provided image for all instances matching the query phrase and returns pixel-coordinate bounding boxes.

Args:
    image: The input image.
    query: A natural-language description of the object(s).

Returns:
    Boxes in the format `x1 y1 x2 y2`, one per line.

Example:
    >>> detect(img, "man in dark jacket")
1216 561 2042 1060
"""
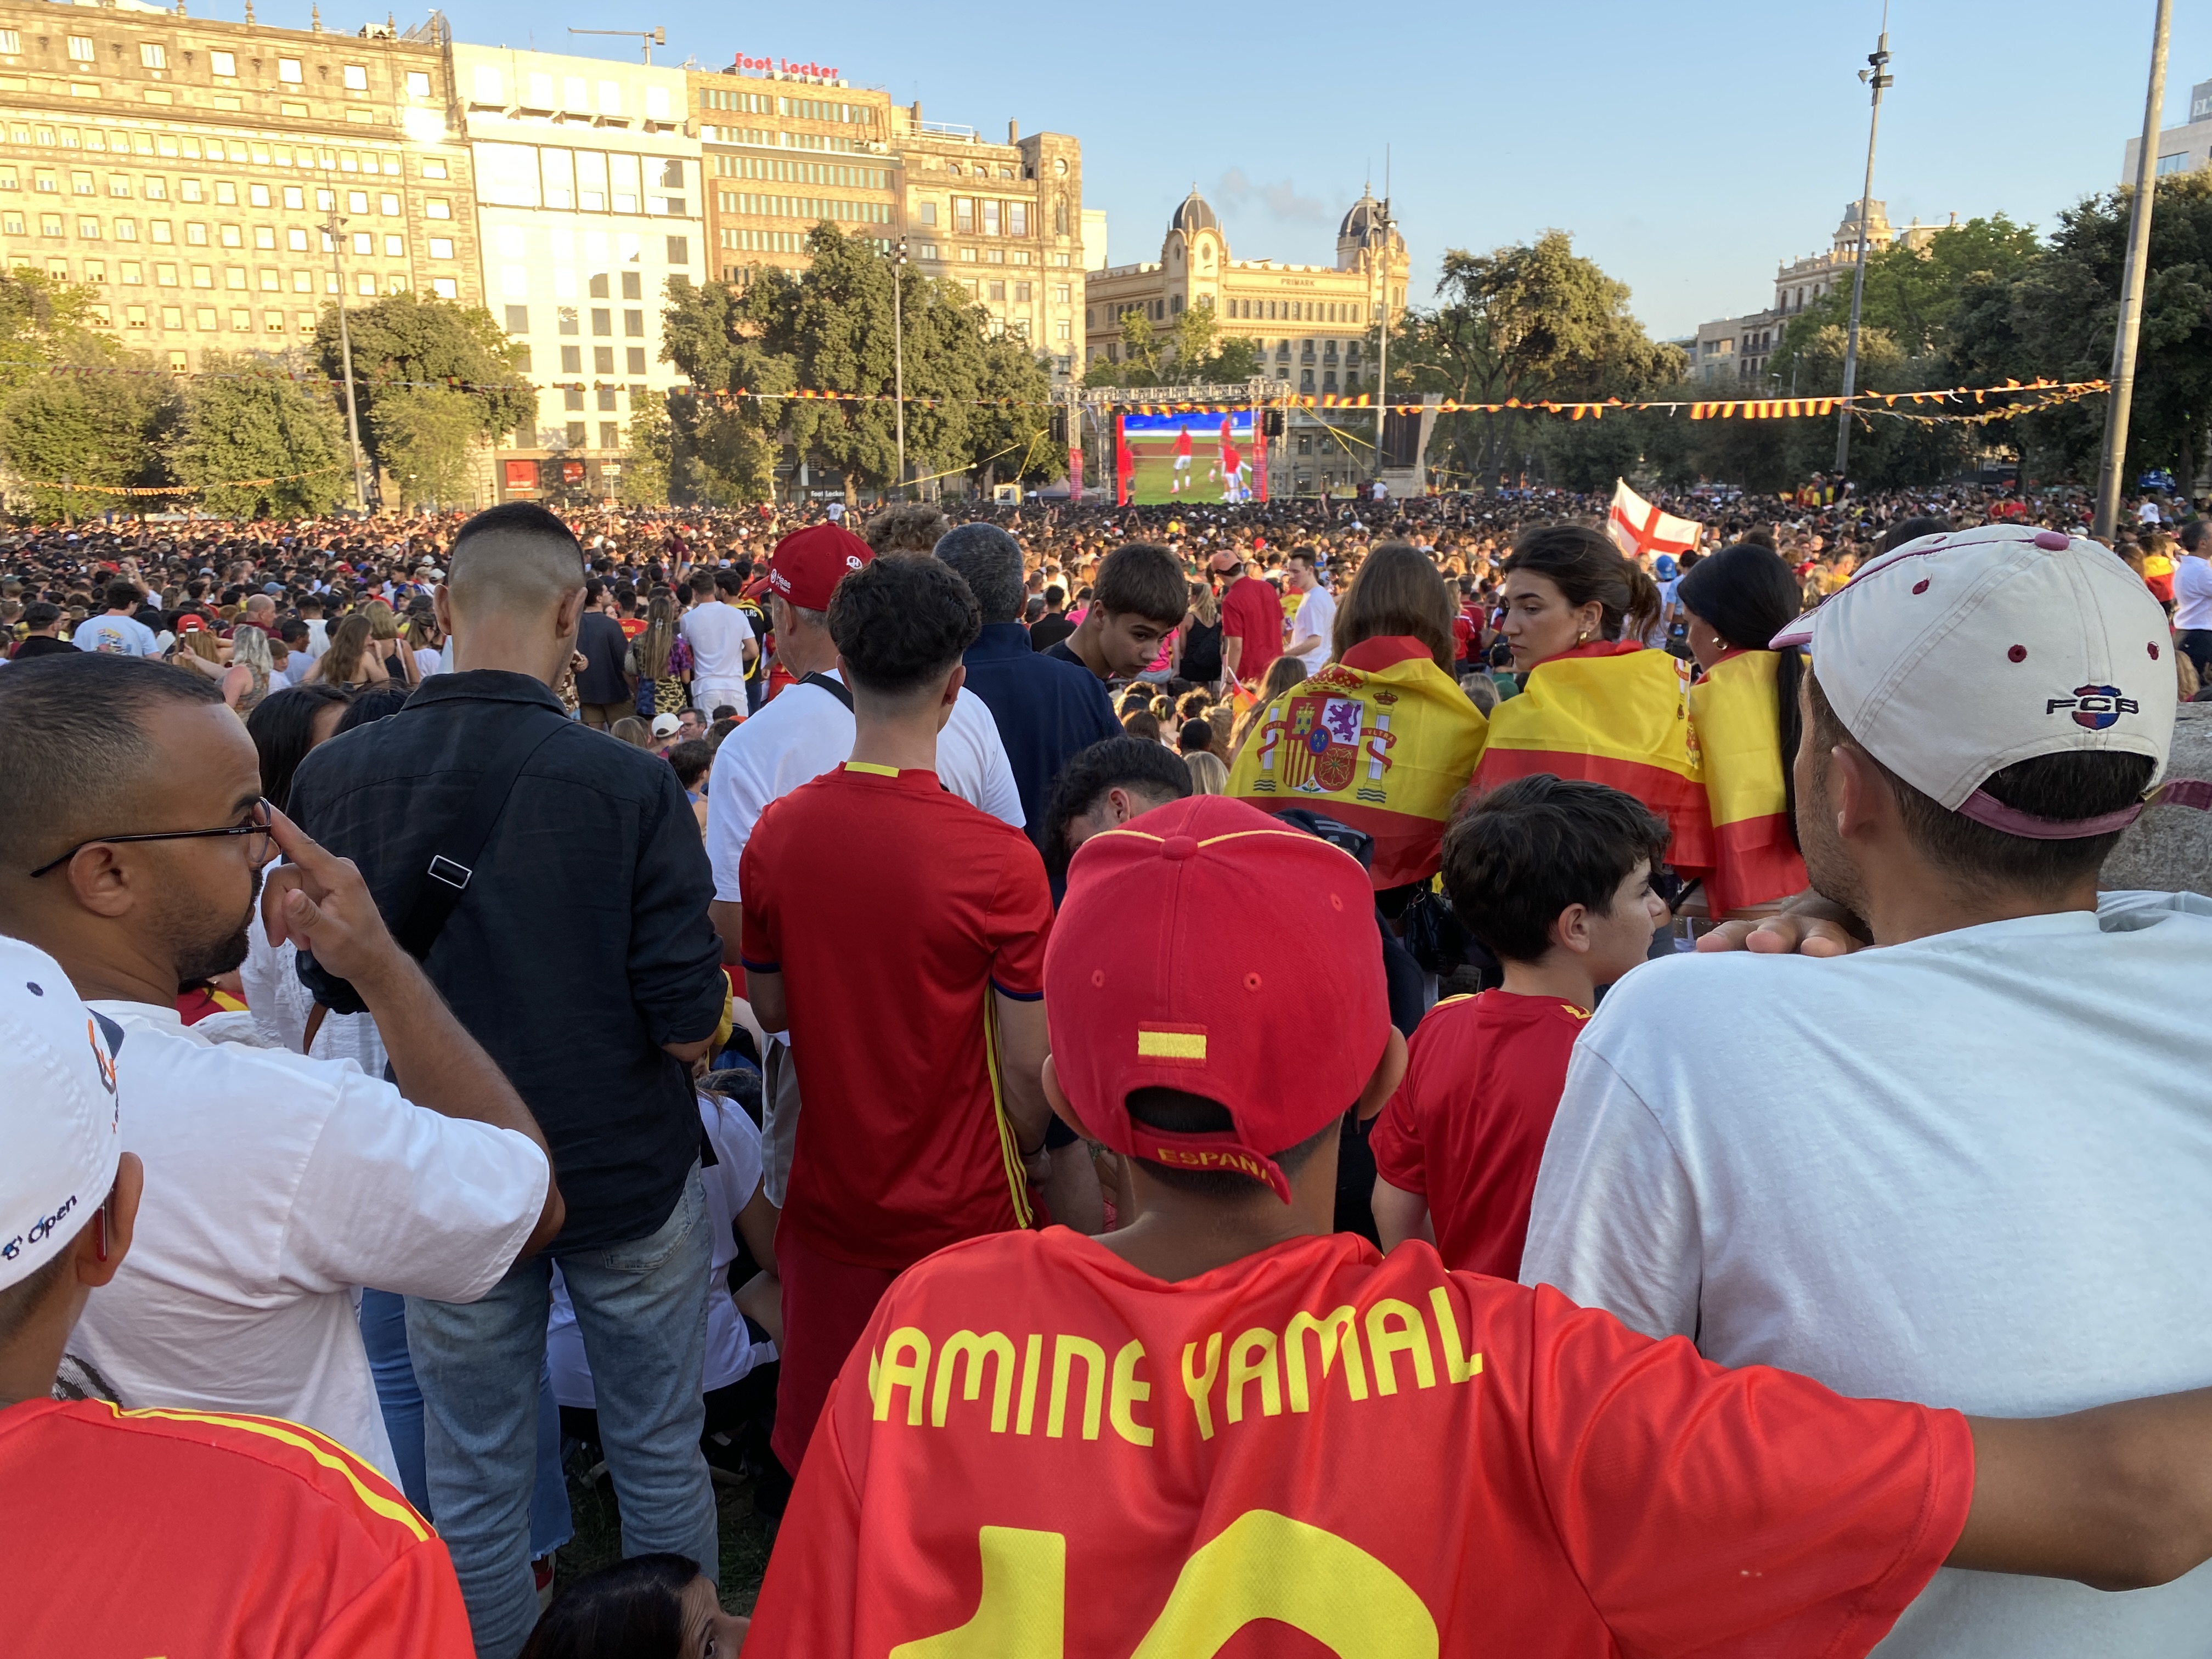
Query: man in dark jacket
573 595 634 729
287 501 727 1659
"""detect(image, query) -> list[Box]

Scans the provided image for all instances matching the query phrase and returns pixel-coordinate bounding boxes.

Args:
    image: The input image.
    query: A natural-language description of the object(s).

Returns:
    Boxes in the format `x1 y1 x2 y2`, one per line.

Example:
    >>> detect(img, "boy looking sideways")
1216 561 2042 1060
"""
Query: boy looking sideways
744 793 2212 1658
1045 543 1186 683
1372 775 1669 1275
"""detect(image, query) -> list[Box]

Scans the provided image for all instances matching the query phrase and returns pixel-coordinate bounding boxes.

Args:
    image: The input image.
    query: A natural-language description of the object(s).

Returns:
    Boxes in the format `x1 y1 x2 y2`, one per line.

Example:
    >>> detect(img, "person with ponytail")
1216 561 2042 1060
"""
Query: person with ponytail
1675 542 1811 915
1471 524 1713 882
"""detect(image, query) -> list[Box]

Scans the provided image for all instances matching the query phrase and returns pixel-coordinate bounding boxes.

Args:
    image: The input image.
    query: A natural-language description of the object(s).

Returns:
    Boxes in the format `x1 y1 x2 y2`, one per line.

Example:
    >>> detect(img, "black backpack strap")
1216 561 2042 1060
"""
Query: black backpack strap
394 712 571 962
799 670 854 713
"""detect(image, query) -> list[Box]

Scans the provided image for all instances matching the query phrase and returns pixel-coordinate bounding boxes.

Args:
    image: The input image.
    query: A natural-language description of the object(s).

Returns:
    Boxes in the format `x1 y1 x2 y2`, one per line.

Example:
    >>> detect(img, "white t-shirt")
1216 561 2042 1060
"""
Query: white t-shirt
71 1002 550 1484
73 614 161 657
548 1091 775 1406
1520 891 2212 1658
679 600 755 686
706 670 1023 903
2172 553 2212 631
1289 585 1337 672
304 618 330 659
237 898 390 1080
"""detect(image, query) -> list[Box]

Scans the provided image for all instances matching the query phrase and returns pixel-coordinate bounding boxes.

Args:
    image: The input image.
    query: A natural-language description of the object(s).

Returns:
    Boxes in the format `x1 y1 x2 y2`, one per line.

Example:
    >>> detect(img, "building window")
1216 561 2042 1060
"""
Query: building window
384 234 404 257
407 70 432 98
380 193 400 216
596 386 617 411
343 64 369 91
953 198 974 234
620 271 642 300
988 280 1006 301
252 227 274 250
429 237 454 260
2156 151 2191 177
350 231 371 255
627 347 646 374
422 157 449 180
279 58 303 84
558 306 579 335
591 307 611 336
67 35 94 62
425 198 452 220
623 309 643 337
0 30 20 54
1009 202 1028 236
432 276 458 299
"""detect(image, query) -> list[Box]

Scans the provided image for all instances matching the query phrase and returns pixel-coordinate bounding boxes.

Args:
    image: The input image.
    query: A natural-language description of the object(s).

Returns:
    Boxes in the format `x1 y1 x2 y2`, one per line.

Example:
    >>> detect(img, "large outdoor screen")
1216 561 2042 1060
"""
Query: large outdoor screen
1120 410 1259 504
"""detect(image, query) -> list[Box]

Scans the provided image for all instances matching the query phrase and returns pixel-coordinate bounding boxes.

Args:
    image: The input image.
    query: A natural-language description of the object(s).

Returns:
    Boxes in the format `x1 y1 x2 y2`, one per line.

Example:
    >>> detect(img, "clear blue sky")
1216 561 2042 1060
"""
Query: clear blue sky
268 1 2196 337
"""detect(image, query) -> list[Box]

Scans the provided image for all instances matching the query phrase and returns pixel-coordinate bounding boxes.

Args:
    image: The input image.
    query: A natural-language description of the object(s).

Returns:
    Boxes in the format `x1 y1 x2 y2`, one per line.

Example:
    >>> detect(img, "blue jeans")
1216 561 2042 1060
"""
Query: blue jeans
408 1166 716 1659
358 1289 572 1561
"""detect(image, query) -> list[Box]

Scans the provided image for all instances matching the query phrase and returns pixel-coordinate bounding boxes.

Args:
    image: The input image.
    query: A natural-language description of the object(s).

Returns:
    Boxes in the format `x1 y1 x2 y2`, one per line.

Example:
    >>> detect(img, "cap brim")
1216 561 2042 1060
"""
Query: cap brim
1769 612 1816 649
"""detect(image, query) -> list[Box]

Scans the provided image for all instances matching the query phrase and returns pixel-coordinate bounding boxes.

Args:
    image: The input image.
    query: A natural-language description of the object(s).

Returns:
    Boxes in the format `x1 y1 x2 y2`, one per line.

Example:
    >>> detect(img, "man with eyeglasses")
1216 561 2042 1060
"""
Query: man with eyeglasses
0 653 564 1489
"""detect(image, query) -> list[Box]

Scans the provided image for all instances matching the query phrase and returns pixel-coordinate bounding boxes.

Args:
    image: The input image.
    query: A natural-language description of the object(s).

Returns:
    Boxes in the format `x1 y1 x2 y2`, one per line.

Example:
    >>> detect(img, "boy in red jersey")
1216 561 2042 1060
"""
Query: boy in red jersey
745 791 2212 1658
1372 774 1669 1277
0 934 473 1657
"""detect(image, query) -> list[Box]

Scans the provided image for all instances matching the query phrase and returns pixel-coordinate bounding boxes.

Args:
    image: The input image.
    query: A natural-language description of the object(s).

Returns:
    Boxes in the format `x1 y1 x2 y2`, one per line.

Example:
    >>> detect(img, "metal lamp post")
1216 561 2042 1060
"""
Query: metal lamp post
321 209 371 512
892 237 907 500
1834 24 1893 477
2094 0 2175 540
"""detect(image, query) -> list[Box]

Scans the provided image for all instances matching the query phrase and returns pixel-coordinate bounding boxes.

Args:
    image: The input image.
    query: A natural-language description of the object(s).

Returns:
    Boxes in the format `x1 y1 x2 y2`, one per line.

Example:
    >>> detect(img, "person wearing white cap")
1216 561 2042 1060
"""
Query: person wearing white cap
1522 522 2212 1658
0 935 477 1655
0 653 562 1500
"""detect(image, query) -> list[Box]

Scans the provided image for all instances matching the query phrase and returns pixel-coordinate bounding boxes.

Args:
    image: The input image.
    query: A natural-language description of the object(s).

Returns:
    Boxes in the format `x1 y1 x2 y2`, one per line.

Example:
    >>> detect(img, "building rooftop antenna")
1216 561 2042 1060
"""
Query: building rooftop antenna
567 25 668 64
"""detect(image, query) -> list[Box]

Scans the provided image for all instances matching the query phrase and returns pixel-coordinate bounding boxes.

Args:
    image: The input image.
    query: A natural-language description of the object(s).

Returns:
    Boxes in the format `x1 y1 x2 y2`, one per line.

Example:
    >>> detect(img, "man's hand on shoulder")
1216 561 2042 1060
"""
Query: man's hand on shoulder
1694 892 1870 958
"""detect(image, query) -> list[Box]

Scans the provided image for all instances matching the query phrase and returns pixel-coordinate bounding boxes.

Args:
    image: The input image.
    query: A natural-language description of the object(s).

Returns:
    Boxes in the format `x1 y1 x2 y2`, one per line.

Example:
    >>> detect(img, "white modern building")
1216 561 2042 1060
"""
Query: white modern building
2121 76 2212 183
448 43 702 499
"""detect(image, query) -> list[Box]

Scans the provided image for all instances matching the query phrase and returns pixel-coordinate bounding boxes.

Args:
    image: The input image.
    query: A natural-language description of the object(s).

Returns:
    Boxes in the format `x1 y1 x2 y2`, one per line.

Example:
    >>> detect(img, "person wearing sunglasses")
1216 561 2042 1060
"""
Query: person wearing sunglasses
0 652 566 1497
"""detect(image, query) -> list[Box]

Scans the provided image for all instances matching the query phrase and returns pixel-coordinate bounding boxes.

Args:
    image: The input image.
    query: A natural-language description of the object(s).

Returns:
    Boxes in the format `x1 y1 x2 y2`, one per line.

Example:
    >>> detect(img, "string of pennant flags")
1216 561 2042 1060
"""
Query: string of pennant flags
18 464 349 498
15 361 2111 425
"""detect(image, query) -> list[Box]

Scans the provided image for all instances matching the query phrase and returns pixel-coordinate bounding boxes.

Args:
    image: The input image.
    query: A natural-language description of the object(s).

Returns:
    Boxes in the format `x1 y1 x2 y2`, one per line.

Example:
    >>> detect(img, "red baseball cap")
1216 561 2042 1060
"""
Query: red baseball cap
766 522 873 612
1045 795 1389 1202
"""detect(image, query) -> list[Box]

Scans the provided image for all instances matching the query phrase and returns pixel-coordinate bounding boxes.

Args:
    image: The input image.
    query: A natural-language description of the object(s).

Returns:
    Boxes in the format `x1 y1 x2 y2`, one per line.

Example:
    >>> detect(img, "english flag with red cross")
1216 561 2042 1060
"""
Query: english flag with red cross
1608 479 1702 563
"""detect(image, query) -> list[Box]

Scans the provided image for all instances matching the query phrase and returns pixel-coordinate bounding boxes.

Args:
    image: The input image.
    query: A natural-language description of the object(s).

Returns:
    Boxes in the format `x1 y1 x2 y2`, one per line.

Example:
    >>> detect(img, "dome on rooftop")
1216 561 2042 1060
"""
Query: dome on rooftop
1169 189 1219 238
1339 191 1389 241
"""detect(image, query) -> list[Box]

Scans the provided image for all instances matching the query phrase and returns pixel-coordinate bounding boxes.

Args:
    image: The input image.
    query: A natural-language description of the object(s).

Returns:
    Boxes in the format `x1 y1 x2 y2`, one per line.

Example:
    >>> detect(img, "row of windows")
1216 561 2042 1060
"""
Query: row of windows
718 232 894 262
500 330 653 376
476 143 689 215
553 382 650 411
543 420 627 450
915 244 1073 268
20 255 452 302
707 154 888 190
915 198 1036 237
1221 296 1371 323
35 35 430 96
489 228 688 264
2 213 448 260
0 171 449 221
495 303 647 338
714 195 888 226
699 88 775 115
700 88 873 122
2 120 430 177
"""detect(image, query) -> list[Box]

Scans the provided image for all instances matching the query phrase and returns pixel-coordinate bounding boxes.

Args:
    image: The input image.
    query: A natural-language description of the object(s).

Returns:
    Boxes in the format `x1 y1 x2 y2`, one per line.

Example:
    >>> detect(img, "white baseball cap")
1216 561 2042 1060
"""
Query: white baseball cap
651 713 681 738
0 936 121 1294
1773 523 2174 838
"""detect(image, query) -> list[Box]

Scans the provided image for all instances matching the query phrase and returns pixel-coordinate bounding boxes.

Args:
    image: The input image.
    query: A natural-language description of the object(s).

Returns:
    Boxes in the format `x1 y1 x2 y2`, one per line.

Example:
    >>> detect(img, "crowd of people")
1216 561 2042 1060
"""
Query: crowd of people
2 472 2210 1659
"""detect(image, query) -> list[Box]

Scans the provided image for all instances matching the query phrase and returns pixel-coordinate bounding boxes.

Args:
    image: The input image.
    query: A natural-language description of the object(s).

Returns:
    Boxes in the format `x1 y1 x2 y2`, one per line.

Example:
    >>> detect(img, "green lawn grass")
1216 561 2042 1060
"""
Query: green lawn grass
554 1451 777 1616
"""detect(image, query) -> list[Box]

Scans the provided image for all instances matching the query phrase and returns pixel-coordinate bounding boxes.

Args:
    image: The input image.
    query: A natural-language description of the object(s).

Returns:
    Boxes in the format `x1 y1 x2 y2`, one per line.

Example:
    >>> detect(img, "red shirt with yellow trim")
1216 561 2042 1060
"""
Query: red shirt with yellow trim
738 762 1053 1269
1370 989 1590 1279
746 1227 1972 1658
0 1396 472 1657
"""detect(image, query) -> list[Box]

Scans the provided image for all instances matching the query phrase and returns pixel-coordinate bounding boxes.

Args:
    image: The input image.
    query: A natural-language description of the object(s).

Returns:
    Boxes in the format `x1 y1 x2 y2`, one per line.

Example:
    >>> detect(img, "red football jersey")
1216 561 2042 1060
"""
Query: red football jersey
1217 574 1284 682
1370 990 1589 1279
739 764 1053 1269
747 1228 1971 1658
0 1397 473 1657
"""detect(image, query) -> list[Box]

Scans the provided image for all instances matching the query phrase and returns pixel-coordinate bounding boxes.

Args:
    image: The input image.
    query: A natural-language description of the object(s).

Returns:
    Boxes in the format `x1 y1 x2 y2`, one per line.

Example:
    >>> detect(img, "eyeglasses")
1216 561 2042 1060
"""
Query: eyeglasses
29 798 276 879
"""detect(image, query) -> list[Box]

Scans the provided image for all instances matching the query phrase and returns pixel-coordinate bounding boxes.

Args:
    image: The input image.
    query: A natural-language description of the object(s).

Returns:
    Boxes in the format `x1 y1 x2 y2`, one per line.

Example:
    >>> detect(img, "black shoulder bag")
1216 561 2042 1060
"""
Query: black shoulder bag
799 670 853 712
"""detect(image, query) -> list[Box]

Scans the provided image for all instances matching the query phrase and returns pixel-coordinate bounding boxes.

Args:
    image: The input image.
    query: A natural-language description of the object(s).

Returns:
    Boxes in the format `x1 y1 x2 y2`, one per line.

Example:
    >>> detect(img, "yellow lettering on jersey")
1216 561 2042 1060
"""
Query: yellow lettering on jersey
1365 1300 1436 1396
934 1330 1018 1432
1047 1334 1107 1441
1182 1331 1223 1441
1014 1334 1043 1436
1224 1327 1282 1424
1284 1305 1368 1412
890 1526 1066 1659
1130 1509 1438 1659
1427 1288 1484 1386
1109 1340 1154 1448
873 1327 933 1425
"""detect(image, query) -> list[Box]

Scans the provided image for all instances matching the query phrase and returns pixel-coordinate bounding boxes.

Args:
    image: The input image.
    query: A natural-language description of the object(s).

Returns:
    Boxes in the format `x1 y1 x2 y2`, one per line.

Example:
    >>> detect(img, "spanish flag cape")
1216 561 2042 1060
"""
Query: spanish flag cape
1685 649 1808 913
1473 641 1714 877
1226 635 1488 888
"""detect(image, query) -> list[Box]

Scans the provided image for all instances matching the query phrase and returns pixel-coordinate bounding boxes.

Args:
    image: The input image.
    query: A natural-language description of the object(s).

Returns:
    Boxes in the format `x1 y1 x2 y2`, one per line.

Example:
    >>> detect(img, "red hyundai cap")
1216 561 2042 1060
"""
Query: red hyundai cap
1046 794 1389 1202
766 522 873 612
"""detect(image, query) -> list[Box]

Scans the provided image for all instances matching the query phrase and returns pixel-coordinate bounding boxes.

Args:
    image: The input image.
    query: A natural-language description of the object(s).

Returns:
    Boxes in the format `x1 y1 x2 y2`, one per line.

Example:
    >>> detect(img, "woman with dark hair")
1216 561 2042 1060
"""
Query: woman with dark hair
334 684 410 733
518 1554 746 1659
1225 543 1488 888
1473 523 1712 883
246 682 353 813
1226 652 1308 761
1675 540 1811 913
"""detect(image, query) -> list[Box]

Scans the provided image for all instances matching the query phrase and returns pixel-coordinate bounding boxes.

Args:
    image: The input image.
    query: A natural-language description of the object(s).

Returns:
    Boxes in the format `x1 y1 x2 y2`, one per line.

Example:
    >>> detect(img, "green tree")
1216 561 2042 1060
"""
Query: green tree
0 268 118 394
368 386 482 509
1391 230 1683 487
617 391 673 506
167 349 349 517
0 374 172 520
1169 302 1218 376
313 290 533 485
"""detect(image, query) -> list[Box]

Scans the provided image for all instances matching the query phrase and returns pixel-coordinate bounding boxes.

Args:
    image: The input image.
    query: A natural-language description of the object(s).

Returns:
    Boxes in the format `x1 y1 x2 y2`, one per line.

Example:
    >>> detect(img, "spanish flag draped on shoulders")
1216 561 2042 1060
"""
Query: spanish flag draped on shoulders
1687 647 1808 913
1226 634 1487 887
1474 640 1714 879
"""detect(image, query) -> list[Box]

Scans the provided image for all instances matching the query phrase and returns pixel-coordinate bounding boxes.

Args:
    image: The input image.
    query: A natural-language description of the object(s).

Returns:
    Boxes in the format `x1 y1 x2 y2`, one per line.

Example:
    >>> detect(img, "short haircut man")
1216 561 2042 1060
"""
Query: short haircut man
1041 734 1193 877
933 523 1026 626
287 499 726 1652
1522 523 2211 1656
736 551 1053 1491
862 502 951 556
1048 543 1186 681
